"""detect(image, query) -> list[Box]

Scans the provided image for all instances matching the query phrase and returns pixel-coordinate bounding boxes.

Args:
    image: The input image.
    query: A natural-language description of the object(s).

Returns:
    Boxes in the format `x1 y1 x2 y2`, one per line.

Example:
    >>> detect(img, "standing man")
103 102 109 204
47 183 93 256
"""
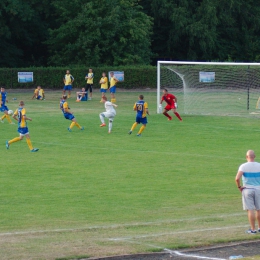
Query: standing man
235 150 260 234
99 72 108 101
159 88 182 121
0 87 14 124
63 70 74 98
32 86 45 100
85 68 94 100
6 101 39 152
60 95 84 132
128 95 149 137
99 96 117 134
109 71 119 103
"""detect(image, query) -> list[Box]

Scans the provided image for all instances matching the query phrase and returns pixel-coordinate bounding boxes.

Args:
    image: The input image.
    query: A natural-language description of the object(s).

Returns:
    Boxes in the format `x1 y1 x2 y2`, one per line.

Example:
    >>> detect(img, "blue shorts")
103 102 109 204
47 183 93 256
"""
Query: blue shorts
0 105 8 112
64 113 75 120
64 85 72 91
100 89 107 93
36 95 42 100
136 116 147 125
18 127 29 135
110 86 116 93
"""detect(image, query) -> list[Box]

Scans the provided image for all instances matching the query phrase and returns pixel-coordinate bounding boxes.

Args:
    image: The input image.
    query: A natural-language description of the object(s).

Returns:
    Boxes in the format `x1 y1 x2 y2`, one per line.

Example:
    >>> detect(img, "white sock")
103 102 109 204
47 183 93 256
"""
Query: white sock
109 121 113 132
99 113 105 124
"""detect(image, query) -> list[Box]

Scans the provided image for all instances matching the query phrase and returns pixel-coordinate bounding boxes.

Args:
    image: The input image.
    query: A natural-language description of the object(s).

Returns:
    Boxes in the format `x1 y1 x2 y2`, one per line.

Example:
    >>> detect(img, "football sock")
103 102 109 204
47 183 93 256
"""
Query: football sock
8 137 21 145
99 114 105 124
75 122 81 129
164 112 171 119
109 121 113 132
26 138 33 150
131 122 138 131
138 125 146 134
70 122 76 129
174 112 182 121
1 114 6 120
6 115 12 123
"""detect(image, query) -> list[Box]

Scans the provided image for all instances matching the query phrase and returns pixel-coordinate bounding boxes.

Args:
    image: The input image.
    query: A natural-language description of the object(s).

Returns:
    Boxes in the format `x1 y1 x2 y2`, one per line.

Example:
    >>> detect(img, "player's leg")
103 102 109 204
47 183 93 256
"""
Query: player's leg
129 117 140 134
247 210 256 232
2 108 13 123
137 117 147 136
89 85 93 99
108 117 114 133
63 86 66 96
68 88 71 98
99 112 106 127
163 107 172 120
110 87 116 103
173 108 182 121
6 134 22 149
25 133 39 152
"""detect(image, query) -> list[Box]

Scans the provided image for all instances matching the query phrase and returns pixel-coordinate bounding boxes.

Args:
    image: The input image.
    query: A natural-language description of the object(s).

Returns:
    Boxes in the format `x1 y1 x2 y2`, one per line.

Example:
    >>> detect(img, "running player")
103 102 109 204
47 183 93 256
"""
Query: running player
109 71 119 103
32 86 45 100
85 68 94 100
0 87 14 124
6 100 39 152
99 72 108 101
63 70 74 98
99 96 118 134
129 95 149 137
160 88 182 121
60 95 84 132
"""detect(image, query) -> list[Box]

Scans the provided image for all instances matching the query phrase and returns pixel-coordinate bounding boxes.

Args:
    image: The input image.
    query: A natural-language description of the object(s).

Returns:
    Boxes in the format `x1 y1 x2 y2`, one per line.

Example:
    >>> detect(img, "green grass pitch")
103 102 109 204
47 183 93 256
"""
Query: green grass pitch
1 89 260 259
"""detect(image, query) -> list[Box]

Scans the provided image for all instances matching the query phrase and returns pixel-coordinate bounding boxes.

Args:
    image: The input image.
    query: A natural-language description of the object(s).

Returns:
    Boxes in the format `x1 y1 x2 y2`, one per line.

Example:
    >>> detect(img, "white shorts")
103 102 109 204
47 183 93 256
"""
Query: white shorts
102 112 116 120
242 188 260 210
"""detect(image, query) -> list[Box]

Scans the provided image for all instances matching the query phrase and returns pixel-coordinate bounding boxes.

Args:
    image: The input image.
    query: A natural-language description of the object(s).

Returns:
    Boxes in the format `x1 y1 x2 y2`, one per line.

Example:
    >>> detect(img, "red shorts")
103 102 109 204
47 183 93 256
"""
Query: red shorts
165 104 175 111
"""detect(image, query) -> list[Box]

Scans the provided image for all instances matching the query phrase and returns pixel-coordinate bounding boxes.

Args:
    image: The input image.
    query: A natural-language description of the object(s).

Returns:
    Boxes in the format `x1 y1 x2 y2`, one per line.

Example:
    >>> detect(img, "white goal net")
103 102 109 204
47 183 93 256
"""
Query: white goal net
157 61 260 116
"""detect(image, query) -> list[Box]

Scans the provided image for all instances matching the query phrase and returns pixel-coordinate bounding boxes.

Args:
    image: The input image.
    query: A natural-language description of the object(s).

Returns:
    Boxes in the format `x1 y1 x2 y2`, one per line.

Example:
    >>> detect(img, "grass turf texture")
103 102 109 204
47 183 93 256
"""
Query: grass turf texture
1 90 260 259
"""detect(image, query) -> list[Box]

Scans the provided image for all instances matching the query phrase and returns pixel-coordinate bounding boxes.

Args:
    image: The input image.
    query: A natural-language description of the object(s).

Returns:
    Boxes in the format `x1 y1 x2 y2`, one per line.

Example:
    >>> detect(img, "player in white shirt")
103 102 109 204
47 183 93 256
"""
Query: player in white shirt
99 96 118 133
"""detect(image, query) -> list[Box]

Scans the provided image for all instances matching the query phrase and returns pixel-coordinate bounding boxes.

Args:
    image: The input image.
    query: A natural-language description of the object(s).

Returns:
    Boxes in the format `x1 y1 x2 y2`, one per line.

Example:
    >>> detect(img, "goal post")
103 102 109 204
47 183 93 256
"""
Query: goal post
157 61 260 116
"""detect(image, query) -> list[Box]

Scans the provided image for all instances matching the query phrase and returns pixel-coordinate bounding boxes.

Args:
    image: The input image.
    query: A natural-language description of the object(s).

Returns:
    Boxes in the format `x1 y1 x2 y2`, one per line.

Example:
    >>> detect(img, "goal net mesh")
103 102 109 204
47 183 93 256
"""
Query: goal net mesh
159 63 260 116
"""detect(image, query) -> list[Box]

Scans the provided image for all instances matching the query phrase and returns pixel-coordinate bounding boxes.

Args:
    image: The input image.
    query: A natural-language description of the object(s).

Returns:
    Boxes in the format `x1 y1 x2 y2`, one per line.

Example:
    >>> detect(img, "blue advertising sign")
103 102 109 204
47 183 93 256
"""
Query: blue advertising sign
18 72 33 83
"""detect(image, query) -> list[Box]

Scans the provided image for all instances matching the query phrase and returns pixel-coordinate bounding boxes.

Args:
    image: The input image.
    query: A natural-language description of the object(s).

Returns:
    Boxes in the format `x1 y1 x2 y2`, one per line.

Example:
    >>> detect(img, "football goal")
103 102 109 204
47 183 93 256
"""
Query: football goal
157 61 260 116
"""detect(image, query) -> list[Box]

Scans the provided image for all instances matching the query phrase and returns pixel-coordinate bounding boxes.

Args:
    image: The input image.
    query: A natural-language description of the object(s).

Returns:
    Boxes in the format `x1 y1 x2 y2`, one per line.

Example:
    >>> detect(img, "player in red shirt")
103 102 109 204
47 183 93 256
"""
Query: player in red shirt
160 88 182 121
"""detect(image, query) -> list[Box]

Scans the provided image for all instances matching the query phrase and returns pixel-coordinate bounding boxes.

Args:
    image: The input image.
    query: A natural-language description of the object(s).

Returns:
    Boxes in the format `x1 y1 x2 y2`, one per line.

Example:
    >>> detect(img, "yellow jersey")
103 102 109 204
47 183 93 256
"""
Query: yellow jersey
14 107 27 128
86 73 94 84
110 76 117 87
64 74 74 85
100 77 108 89
34 88 44 96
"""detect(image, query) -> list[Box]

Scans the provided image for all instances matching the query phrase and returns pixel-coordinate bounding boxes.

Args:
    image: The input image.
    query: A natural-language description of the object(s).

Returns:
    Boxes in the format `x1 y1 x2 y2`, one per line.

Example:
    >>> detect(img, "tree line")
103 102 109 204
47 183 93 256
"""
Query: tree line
1 0 260 68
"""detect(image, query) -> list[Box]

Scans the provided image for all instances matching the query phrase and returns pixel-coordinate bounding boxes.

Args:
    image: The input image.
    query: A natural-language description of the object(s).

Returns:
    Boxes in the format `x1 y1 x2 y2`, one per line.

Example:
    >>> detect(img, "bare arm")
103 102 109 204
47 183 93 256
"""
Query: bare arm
235 170 245 192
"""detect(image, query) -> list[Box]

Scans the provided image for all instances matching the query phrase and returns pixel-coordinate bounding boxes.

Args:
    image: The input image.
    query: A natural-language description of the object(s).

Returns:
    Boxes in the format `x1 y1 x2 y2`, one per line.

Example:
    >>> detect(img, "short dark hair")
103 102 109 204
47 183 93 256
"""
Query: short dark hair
139 95 144 100
62 95 67 99
163 88 168 92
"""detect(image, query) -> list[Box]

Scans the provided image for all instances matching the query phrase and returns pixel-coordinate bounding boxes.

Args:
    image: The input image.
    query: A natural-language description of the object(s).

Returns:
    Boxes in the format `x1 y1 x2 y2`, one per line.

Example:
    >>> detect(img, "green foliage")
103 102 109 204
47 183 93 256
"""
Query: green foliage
0 66 157 89
47 0 153 66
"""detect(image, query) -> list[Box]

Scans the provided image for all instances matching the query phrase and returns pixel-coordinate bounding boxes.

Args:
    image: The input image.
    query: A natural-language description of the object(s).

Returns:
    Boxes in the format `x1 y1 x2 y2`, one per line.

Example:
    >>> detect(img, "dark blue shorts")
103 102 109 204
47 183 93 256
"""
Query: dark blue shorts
64 85 72 91
100 89 107 93
136 116 147 125
0 105 8 112
36 95 42 100
18 127 29 135
64 113 75 120
110 86 116 93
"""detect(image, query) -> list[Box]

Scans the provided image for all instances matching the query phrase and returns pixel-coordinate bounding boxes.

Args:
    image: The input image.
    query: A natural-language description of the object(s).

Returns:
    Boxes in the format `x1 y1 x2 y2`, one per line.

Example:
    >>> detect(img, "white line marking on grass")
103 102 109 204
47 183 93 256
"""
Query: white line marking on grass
165 249 226 260
0 213 245 237
108 224 248 241
112 238 226 260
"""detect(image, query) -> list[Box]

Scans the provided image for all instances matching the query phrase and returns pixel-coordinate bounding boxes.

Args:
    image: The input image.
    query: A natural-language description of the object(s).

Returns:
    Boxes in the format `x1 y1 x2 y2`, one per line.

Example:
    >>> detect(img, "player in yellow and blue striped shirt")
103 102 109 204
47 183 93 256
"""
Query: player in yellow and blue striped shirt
6 101 39 152
63 70 74 98
129 95 149 137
